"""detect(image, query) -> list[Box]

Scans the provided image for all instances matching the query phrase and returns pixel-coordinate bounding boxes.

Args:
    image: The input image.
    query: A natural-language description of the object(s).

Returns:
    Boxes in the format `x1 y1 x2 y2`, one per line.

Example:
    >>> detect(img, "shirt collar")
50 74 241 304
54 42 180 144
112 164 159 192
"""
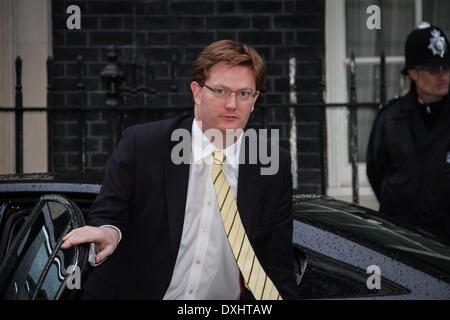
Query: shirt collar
192 118 243 168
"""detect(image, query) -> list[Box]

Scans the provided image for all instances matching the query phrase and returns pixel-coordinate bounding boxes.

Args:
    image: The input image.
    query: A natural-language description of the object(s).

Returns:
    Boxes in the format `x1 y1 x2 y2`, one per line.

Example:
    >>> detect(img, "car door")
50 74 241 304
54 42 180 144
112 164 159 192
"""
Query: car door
0 194 89 300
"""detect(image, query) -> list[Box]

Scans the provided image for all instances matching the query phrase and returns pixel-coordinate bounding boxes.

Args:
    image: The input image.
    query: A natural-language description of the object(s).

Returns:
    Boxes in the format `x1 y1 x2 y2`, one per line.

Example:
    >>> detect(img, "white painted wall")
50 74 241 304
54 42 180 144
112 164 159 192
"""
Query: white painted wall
0 0 51 174
325 0 378 209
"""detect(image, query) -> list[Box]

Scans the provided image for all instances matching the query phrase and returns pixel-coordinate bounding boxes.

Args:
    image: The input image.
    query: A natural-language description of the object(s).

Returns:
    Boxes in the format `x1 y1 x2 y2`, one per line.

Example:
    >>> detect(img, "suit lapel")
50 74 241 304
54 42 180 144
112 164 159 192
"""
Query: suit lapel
164 115 193 260
237 132 261 228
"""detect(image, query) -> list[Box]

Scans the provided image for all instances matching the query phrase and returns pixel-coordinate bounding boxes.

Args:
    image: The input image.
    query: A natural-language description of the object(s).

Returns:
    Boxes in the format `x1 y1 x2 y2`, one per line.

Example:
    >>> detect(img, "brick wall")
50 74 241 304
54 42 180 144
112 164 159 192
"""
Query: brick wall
51 0 325 193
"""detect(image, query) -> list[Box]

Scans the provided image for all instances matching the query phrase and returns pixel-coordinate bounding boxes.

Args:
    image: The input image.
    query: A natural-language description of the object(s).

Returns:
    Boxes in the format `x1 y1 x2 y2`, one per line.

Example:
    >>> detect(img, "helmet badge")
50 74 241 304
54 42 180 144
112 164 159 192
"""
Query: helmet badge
428 29 447 58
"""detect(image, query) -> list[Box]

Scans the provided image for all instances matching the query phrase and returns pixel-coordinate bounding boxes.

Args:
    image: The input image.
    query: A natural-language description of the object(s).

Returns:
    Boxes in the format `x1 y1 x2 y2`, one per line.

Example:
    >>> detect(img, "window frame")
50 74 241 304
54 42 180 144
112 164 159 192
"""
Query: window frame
325 0 423 204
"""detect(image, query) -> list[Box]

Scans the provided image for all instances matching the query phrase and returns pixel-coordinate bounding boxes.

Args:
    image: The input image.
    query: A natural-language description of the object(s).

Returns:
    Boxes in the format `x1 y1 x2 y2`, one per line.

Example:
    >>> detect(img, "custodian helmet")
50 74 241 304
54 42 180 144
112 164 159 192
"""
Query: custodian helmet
402 22 450 75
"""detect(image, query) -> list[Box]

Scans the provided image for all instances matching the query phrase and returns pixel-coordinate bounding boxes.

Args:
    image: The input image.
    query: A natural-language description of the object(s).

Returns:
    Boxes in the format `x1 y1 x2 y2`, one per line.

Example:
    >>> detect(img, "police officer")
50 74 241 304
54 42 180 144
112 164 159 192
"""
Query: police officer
367 22 450 243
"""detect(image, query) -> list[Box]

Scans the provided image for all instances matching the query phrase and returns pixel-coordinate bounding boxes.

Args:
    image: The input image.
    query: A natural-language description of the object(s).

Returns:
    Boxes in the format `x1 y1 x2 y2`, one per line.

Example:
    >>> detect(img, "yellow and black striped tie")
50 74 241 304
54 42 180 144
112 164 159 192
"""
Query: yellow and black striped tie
211 151 282 300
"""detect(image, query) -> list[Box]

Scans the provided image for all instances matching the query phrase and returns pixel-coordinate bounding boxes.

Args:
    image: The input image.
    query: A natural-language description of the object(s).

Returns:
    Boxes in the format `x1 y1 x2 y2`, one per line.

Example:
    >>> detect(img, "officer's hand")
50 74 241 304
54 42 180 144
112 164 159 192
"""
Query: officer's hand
61 226 120 264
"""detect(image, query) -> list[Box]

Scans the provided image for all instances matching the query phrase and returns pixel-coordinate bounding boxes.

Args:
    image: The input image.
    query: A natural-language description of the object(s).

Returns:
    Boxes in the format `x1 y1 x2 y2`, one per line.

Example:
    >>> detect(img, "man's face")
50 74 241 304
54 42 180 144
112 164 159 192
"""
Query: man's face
191 62 259 136
408 68 450 103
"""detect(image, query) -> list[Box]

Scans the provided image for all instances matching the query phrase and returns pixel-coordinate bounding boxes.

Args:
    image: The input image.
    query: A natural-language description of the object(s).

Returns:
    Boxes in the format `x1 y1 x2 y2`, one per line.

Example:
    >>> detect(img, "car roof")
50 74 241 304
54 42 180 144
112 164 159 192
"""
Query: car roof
0 172 103 194
0 172 103 184
293 195 450 282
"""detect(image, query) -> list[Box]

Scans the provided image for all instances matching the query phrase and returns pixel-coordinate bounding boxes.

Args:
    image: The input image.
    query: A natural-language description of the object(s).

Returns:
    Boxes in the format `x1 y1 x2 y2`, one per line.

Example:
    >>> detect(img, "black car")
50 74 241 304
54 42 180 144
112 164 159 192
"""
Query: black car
0 173 99 300
292 194 450 299
1 173 450 300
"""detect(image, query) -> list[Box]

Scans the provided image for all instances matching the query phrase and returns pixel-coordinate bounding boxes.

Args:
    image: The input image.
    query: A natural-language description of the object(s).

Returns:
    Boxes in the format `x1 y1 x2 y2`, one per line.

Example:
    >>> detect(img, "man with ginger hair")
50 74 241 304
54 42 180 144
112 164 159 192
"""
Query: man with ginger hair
62 40 299 300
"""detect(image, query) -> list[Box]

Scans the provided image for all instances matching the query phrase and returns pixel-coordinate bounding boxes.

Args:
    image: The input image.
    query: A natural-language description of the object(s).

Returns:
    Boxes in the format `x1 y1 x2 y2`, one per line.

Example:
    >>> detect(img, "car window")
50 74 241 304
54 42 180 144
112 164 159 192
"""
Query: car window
0 194 86 300
296 247 409 299
37 248 75 300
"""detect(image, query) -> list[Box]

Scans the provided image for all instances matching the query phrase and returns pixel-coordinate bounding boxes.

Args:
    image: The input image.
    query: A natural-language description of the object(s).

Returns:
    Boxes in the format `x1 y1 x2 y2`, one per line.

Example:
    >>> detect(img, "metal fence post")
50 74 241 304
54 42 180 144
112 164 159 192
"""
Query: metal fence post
318 54 327 195
15 56 23 174
47 56 54 172
101 45 125 108
170 52 178 93
77 54 87 172
349 53 359 204
380 52 386 107
101 45 125 148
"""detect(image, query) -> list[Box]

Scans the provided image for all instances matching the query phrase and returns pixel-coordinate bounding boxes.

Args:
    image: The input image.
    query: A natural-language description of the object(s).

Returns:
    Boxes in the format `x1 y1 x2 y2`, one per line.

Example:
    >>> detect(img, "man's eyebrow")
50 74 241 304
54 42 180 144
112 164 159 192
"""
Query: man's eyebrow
209 84 255 91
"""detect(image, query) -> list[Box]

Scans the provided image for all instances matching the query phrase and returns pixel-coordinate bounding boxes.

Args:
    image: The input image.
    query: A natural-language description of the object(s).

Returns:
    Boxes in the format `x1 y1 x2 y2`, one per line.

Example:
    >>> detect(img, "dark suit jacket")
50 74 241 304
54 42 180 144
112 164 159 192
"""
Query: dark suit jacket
82 115 299 299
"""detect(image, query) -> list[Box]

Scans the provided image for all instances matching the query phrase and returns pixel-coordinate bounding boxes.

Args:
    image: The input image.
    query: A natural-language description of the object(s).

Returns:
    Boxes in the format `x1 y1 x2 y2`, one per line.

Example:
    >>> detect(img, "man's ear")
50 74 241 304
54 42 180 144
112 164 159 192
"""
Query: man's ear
408 69 418 81
251 90 260 112
190 81 202 105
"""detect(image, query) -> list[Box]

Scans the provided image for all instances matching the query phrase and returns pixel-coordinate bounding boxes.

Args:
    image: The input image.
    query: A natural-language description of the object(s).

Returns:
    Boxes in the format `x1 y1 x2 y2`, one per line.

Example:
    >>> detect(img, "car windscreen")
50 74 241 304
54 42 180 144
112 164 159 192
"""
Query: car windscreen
293 197 450 279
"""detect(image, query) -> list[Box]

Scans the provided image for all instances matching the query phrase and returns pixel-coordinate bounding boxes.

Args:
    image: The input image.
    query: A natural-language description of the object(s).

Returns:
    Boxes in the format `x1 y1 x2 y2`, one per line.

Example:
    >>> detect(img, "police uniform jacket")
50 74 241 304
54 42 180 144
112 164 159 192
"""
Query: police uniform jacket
367 89 450 243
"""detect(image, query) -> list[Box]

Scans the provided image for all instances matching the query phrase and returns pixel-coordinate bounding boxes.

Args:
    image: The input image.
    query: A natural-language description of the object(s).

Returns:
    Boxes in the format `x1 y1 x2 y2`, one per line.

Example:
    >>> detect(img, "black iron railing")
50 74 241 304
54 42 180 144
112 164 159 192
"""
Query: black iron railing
0 50 392 202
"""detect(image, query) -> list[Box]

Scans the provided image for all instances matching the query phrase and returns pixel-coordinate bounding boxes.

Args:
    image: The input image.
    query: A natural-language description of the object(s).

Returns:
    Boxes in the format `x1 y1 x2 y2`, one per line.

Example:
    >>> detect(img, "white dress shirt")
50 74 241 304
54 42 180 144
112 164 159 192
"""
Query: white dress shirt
163 118 242 300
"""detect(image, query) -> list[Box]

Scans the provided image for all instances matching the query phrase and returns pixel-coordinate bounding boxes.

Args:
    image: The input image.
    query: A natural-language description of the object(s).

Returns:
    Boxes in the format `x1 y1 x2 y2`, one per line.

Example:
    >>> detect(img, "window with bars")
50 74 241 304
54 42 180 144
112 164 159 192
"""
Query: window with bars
345 0 450 162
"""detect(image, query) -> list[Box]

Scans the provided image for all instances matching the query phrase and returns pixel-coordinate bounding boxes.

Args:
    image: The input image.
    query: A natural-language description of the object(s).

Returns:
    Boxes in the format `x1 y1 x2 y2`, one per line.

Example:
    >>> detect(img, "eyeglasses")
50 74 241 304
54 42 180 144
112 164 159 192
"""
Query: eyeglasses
416 67 450 75
202 83 257 101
